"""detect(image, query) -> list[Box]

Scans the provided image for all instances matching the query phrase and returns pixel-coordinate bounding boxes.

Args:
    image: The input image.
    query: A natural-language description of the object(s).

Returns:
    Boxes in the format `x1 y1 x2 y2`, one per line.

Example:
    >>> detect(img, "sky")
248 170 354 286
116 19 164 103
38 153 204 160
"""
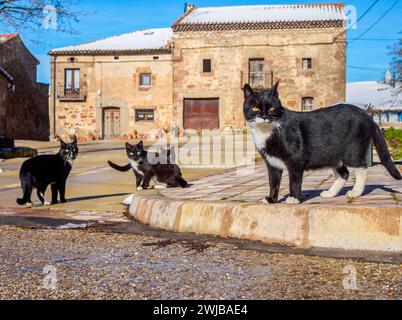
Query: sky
7 0 402 84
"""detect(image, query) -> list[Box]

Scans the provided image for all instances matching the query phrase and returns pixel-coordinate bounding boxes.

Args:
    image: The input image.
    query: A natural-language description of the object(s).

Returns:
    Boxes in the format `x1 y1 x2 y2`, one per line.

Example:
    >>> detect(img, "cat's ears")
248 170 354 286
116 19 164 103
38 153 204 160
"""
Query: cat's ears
55 135 68 147
243 84 254 99
126 142 133 150
70 135 78 145
55 134 77 146
271 81 280 98
126 141 143 150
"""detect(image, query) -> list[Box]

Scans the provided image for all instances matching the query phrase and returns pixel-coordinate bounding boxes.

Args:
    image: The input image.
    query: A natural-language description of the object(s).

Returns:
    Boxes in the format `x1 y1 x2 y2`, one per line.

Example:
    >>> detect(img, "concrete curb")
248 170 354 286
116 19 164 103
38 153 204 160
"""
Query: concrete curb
129 195 402 254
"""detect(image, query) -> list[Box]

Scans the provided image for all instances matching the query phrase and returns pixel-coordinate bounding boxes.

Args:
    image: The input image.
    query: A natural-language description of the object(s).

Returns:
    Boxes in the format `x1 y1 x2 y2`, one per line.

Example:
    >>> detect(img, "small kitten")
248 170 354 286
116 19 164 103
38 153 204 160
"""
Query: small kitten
108 141 188 191
17 135 79 207
243 82 401 204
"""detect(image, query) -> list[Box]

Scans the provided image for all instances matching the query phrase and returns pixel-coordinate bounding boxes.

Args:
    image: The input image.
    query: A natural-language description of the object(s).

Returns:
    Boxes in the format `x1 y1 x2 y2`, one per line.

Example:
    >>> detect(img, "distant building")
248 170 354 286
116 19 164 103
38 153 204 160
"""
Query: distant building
0 65 14 135
0 34 49 140
347 81 402 125
49 3 347 139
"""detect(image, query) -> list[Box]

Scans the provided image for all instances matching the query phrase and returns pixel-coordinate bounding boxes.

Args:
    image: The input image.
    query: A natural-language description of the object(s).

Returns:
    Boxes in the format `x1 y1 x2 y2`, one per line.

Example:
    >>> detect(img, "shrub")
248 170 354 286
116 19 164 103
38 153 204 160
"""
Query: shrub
384 127 402 160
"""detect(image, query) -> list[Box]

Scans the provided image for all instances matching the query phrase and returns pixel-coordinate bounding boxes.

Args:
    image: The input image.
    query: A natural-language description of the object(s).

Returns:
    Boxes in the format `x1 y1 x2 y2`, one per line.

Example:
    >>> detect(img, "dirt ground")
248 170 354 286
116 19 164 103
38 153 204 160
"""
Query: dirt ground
0 225 400 300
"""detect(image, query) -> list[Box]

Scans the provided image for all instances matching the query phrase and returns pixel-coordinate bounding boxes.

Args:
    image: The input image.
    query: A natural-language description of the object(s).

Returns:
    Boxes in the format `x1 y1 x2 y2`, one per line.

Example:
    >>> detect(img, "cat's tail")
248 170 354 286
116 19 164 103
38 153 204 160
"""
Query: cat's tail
373 126 402 180
108 161 132 172
178 177 189 188
17 174 32 206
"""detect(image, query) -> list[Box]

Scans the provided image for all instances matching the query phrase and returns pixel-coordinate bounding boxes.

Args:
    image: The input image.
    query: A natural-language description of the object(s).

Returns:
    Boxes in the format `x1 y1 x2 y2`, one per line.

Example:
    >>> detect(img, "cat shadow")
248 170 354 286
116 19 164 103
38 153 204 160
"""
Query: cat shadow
284 184 401 202
67 193 131 203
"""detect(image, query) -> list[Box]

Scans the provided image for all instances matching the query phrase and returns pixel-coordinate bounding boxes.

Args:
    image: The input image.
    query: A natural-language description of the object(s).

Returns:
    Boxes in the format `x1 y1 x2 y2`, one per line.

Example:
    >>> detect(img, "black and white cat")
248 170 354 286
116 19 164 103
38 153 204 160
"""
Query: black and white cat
243 82 401 204
108 141 188 190
17 136 79 207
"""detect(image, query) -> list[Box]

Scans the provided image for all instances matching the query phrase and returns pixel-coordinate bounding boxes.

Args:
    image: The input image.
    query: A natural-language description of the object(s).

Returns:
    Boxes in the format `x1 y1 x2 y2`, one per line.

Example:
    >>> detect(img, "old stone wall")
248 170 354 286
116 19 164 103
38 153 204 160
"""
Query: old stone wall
0 76 9 134
0 37 50 140
172 28 346 129
0 37 38 84
51 27 346 137
51 54 173 138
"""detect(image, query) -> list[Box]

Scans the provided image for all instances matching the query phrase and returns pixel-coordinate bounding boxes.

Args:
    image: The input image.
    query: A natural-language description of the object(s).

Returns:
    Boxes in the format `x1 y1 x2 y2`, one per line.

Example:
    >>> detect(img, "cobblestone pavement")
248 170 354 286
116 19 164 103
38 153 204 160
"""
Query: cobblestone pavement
162 164 402 206
0 225 400 300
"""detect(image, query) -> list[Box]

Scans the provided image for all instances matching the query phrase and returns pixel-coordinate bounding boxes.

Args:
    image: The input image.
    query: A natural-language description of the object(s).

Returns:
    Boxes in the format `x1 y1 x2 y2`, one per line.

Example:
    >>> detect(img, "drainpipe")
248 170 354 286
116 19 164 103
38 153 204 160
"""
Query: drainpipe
53 55 57 136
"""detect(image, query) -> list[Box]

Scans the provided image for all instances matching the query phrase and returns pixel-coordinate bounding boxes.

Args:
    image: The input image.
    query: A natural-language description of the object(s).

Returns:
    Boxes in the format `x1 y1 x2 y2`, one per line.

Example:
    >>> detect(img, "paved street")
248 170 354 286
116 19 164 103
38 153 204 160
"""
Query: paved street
162 163 402 205
0 139 225 213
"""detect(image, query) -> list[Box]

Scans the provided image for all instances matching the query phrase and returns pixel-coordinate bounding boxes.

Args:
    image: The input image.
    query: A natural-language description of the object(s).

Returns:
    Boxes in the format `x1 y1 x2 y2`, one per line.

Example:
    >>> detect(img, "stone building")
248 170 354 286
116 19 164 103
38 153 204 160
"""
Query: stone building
0 65 14 134
49 28 173 139
0 34 50 140
49 3 346 139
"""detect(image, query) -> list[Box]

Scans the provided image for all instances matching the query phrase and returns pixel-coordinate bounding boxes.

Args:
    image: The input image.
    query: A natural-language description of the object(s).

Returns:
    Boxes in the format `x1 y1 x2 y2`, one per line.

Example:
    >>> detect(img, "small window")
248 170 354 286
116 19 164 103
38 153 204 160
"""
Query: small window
302 97 314 111
139 73 152 86
203 59 212 73
302 58 312 70
249 59 265 88
64 68 80 96
135 109 154 122
114 56 119 60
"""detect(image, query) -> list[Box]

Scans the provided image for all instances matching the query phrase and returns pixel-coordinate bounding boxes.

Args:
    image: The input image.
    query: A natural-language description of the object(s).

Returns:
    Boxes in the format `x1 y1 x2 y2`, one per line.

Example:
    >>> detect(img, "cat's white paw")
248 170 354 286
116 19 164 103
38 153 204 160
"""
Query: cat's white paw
262 198 269 204
320 191 336 198
346 190 362 199
25 203 33 208
154 184 167 190
44 201 51 207
286 197 300 204
137 186 143 191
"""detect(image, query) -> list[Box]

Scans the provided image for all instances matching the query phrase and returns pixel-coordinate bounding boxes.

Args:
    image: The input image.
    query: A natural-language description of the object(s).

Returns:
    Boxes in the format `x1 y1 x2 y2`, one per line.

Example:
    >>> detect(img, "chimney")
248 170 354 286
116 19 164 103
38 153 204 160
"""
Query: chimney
184 3 195 13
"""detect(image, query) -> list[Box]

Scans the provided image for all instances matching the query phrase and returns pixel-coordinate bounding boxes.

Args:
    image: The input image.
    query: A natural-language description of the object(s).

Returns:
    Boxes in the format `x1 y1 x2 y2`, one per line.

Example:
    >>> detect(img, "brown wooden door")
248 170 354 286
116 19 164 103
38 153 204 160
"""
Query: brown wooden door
103 107 120 138
184 99 219 130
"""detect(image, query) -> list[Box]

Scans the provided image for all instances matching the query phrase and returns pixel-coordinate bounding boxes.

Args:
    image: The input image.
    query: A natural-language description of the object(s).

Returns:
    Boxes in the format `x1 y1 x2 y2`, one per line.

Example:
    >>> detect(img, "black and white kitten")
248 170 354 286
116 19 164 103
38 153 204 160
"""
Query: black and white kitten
17 136 79 207
243 82 401 204
108 141 188 190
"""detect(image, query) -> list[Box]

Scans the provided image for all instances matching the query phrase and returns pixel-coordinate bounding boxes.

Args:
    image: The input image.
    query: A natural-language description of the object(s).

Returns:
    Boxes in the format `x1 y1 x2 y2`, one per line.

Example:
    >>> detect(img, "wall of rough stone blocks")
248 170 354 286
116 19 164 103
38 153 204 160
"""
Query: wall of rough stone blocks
51 27 346 138
0 37 38 84
51 54 173 138
0 38 49 140
172 28 346 129
0 76 8 134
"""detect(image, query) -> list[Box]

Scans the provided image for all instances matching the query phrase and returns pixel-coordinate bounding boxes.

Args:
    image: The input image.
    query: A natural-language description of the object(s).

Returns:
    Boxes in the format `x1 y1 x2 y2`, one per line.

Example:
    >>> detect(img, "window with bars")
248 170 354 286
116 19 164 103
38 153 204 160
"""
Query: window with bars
302 97 314 111
249 59 265 88
139 73 152 86
135 109 155 122
302 58 313 70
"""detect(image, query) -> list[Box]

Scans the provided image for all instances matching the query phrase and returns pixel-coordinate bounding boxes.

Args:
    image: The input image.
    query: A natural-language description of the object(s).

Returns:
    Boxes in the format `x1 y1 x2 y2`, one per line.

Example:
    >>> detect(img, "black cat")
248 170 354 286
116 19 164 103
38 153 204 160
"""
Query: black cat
17 136 79 207
108 141 188 190
243 82 401 204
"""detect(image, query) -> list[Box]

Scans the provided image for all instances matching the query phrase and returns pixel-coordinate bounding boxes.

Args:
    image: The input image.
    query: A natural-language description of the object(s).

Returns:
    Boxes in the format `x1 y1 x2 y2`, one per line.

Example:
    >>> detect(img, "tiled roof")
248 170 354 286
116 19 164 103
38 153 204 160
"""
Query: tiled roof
173 3 346 31
0 65 14 83
0 34 18 44
50 28 173 55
